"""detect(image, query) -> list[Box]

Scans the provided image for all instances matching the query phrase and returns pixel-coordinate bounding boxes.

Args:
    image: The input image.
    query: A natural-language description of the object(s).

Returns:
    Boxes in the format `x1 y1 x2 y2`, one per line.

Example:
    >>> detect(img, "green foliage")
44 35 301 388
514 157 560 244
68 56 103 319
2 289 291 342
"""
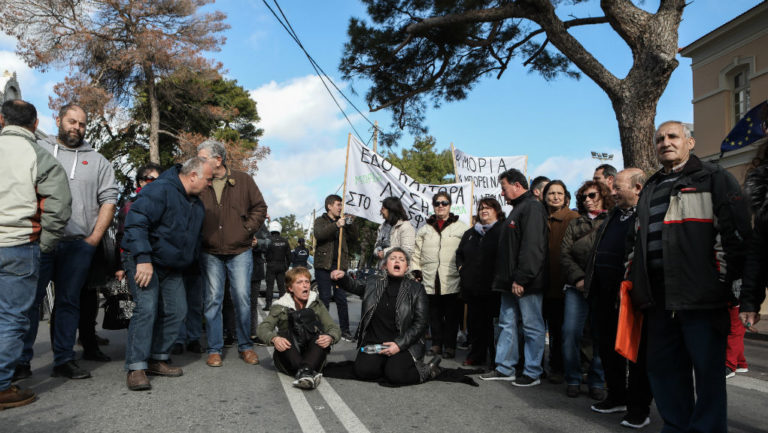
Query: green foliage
386 135 455 184
275 214 307 249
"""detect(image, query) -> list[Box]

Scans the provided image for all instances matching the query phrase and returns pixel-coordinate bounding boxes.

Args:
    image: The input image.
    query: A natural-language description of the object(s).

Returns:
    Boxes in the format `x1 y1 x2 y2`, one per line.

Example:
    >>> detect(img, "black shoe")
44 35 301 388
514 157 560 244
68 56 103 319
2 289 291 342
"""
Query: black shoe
566 384 580 398
12 364 32 382
512 375 541 387
252 337 267 346
223 334 235 348
51 360 91 379
341 331 355 342
82 348 112 362
621 411 651 429
170 343 184 355
427 355 443 380
186 341 206 353
94 334 110 346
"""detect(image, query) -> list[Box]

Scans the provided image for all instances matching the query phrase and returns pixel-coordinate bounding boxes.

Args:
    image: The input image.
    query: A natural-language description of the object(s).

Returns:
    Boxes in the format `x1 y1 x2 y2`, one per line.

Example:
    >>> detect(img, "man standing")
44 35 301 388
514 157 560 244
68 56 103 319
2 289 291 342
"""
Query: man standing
481 168 548 386
530 176 550 202
290 238 310 268
197 139 267 367
586 168 653 429
264 220 291 310
593 164 617 193
0 100 71 409
122 157 211 390
313 194 357 341
19 104 118 380
627 121 750 432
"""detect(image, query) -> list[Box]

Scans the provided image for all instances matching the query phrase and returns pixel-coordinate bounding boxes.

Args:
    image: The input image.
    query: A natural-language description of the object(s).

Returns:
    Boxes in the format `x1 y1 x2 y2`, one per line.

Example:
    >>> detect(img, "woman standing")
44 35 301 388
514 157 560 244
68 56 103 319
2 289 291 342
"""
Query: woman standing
373 196 416 261
456 198 504 367
541 180 578 384
560 180 614 399
412 192 468 358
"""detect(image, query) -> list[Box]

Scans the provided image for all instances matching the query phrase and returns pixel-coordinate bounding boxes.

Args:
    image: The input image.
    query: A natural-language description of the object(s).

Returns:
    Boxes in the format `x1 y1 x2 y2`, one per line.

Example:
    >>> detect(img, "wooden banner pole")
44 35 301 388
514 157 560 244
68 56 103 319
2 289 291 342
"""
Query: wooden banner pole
337 133 352 270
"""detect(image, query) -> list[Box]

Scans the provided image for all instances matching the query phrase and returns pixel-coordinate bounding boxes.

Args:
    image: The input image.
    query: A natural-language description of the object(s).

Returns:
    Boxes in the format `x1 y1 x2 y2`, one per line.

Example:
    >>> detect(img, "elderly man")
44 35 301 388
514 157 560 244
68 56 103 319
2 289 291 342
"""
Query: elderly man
626 121 751 432
593 164 617 193
18 104 118 380
481 168 548 387
586 168 653 429
122 157 211 390
197 139 267 367
0 100 71 409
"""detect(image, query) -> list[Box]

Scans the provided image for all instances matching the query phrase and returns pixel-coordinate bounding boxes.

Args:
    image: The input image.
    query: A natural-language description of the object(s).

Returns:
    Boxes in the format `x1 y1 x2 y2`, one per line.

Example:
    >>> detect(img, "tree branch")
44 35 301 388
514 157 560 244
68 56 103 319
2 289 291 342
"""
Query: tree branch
370 53 451 112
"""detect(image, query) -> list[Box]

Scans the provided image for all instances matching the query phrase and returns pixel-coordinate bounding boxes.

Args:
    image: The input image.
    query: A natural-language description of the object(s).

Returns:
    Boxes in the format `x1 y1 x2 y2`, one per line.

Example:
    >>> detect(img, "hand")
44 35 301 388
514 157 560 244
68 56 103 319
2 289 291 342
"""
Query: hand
412 270 423 282
379 341 400 356
377 250 385 259
740 312 761 332
272 336 292 352
251 237 258 247
330 270 345 280
115 270 125 281
83 234 101 247
316 334 332 348
575 279 585 291
511 282 525 297
134 263 154 288
336 218 346 228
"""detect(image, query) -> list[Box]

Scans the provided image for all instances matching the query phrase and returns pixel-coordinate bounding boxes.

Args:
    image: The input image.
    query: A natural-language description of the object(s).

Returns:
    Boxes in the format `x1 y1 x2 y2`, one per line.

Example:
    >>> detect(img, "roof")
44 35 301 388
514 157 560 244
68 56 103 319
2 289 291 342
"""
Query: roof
680 1 768 58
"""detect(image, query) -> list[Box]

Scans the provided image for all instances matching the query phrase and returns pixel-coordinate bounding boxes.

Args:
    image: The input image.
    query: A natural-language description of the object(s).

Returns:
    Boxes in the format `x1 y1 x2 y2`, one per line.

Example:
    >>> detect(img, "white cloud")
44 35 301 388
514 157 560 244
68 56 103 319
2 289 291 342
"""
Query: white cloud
0 33 17 49
254 145 347 220
250 75 362 143
530 150 624 194
0 50 36 92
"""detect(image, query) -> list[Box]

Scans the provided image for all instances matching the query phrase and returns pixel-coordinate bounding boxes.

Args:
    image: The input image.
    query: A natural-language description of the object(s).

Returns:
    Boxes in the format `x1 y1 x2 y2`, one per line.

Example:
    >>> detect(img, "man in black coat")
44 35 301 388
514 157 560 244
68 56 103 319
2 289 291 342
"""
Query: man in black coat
290 238 310 268
264 221 291 310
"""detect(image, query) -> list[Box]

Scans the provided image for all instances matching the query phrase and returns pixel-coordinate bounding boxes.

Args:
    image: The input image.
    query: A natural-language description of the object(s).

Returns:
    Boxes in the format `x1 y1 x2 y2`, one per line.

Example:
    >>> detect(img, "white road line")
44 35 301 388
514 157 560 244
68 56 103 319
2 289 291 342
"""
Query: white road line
728 375 768 393
316 380 372 433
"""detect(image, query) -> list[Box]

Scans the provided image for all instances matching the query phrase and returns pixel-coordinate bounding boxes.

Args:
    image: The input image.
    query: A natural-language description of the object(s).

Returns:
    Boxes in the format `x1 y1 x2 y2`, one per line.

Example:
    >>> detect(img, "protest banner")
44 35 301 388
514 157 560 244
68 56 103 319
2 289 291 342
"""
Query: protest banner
343 136 472 229
451 146 527 215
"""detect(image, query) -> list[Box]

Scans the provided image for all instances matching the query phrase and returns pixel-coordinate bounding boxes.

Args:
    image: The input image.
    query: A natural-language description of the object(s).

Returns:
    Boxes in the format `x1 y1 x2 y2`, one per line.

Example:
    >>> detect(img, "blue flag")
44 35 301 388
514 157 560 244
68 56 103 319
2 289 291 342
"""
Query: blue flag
721 100 768 153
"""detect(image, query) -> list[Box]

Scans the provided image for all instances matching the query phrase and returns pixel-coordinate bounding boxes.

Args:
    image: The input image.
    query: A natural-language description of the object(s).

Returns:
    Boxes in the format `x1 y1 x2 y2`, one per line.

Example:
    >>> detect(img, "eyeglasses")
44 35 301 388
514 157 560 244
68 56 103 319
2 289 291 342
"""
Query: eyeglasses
580 192 599 201
433 200 450 207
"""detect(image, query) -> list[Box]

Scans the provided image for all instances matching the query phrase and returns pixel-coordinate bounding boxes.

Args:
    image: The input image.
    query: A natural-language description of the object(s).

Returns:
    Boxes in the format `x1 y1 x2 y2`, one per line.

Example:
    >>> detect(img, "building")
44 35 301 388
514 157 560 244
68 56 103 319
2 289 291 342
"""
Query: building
0 70 22 103
679 1 768 182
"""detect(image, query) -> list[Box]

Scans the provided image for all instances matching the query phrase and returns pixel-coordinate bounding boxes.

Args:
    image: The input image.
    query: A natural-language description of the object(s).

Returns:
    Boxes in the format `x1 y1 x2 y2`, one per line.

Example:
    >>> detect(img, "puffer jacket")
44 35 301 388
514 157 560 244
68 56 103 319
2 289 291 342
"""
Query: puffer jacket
739 164 768 313
256 290 341 345
560 211 609 298
412 214 467 295
545 207 579 299
338 272 433 382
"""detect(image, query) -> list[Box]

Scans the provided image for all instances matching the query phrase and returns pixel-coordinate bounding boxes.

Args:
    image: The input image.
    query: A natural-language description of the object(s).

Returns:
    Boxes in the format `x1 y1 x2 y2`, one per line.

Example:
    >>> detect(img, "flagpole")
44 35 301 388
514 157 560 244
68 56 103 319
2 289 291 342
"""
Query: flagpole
337 133 352 270
450 142 459 182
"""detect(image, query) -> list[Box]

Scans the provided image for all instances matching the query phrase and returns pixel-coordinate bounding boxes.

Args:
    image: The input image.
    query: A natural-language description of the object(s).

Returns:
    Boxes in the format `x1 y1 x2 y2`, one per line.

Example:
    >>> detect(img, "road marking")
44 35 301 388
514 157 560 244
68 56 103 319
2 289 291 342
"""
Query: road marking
316 380 372 433
728 375 768 393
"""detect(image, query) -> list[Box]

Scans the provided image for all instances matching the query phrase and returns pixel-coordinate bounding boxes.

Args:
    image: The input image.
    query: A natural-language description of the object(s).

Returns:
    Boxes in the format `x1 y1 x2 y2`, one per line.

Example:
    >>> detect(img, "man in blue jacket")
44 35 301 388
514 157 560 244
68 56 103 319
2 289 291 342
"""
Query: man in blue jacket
121 157 212 391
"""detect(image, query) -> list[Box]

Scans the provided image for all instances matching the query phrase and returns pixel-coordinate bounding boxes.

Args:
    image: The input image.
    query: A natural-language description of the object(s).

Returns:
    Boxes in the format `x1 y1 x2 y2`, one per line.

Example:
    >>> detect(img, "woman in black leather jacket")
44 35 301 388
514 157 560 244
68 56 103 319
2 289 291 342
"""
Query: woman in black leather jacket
332 247 440 385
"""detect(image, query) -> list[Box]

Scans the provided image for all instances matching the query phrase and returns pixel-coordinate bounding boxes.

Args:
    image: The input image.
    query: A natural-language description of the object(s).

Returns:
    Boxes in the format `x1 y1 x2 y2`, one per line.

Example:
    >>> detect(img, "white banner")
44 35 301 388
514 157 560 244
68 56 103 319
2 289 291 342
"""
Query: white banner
344 136 472 230
453 146 527 215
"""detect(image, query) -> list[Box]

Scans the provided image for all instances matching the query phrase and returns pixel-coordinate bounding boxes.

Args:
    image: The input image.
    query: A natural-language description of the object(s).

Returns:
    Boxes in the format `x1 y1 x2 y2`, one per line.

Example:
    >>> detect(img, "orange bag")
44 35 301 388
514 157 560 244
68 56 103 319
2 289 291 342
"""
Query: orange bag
615 280 643 362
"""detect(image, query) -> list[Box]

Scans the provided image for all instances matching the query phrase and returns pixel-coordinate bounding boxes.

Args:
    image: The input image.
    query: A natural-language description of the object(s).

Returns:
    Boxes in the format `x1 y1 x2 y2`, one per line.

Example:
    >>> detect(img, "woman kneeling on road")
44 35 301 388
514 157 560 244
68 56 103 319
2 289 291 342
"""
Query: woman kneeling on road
257 267 340 390
331 247 441 385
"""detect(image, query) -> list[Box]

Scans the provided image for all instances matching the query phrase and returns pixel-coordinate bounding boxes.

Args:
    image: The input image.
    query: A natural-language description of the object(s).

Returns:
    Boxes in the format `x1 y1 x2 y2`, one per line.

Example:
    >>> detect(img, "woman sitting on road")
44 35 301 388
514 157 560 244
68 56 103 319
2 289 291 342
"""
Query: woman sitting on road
331 248 441 385
257 267 341 390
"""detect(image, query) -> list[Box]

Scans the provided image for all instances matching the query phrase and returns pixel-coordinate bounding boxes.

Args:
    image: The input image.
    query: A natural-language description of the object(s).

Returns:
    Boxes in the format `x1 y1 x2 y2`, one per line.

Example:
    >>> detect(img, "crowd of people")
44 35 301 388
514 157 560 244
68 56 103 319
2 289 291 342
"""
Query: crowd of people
1 98 767 433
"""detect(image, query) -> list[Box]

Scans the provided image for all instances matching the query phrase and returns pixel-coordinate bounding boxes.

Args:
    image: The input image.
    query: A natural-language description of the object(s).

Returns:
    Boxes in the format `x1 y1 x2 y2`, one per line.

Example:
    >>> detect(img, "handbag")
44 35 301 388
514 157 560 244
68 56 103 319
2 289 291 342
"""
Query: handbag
288 308 322 349
102 279 135 330
615 280 643 362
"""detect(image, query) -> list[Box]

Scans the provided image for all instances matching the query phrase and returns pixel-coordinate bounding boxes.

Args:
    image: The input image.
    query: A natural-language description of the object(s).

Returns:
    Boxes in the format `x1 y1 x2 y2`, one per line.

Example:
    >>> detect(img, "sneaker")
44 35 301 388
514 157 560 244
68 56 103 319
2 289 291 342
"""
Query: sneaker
725 367 735 379
480 370 515 381
341 331 355 342
736 367 749 373
51 360 91 379
293 368 316 390
620 412 651 429
512 375 541 387
591 398 628 414
0 385 36 409
312 372 323 388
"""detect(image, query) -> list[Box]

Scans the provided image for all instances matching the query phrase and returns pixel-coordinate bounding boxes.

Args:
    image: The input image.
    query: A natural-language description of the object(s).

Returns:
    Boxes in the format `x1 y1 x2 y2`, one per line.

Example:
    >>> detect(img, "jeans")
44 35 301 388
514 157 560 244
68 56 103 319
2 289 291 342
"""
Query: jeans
201 250 253 353
562 287 604 387
0 243 39 389
124 255 187 371
315 268 349 333
21 239 95 367
176 273 204 345
494 292 545 379
646 308 729 433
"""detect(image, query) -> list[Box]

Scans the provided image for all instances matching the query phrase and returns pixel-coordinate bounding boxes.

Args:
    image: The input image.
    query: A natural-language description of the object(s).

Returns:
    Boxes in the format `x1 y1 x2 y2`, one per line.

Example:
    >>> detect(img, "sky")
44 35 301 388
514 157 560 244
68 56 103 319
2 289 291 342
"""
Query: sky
0 0 763 229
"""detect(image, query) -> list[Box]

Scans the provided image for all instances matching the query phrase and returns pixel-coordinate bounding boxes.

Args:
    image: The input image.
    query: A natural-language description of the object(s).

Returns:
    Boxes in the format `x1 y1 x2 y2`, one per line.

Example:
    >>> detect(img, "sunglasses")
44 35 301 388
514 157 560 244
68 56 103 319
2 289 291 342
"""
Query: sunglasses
580 192 599 201
433 200 451 207
140 176 157 183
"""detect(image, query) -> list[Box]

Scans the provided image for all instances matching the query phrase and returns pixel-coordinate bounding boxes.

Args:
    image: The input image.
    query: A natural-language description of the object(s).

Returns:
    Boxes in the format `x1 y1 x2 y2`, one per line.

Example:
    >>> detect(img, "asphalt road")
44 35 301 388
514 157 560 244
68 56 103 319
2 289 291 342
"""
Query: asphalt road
4 291 768 433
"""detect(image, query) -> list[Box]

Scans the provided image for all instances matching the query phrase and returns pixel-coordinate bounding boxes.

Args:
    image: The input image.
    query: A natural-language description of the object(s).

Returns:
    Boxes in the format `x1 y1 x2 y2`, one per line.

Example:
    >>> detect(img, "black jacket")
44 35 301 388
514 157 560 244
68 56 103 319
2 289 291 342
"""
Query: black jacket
627 156 752 310
291 246 310 267
492 191 549 294
266 232 291 271
338 272 430 380
741 164 768 313
313 213 357 270
456 221 502 297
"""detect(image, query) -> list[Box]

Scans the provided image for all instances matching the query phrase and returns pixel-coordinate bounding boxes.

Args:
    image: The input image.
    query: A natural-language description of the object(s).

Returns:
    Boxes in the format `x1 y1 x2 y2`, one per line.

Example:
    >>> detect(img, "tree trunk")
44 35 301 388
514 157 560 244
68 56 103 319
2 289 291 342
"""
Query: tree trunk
146 68 160 164
612 99 658 173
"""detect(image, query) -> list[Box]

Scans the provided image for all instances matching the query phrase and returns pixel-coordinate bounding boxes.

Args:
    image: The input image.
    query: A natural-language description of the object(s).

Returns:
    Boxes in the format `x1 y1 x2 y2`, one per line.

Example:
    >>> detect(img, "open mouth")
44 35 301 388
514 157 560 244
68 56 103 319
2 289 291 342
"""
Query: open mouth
393 264 401 271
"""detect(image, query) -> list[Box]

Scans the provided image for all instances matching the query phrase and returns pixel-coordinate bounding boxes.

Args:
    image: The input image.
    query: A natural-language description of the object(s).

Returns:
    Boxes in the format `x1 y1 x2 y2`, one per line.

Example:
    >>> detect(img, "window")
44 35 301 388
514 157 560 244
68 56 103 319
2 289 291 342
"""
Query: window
733 69 750 125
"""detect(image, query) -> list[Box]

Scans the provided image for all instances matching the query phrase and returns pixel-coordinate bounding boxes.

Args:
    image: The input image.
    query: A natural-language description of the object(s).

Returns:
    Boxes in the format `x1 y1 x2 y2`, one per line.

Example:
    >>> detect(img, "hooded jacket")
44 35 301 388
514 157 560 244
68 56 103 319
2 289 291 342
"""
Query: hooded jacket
37 133 118 239
0 126 72 253
121 165 205 270
412 214 467 295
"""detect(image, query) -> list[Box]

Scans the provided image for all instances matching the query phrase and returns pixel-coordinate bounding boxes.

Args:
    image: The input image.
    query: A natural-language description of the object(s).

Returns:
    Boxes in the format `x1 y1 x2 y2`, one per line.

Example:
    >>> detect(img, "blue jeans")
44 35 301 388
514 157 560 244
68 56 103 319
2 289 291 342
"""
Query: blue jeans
201 250 253 353
0 243 39 389
21 239 95 367
562 287 604 387
494 292 545 378
315 268 349 333
124 255 187 371
176 273 204 345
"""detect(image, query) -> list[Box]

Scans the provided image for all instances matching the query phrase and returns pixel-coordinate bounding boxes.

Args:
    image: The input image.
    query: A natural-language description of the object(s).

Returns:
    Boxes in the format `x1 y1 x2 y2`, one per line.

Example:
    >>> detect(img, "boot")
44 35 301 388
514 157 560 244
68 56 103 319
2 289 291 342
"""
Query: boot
0 385 36 409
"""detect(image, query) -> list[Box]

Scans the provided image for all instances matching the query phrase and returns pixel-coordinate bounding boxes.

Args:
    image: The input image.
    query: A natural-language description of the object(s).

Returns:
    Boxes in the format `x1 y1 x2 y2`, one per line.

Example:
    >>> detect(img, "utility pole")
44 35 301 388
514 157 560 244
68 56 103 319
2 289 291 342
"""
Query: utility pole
372 120 379 153
310 208 316 254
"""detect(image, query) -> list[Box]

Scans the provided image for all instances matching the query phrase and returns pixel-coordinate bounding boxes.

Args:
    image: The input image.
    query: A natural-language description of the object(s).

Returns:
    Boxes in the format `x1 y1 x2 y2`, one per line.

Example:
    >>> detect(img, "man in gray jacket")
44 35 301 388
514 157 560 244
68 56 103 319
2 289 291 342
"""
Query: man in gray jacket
18 104 118 380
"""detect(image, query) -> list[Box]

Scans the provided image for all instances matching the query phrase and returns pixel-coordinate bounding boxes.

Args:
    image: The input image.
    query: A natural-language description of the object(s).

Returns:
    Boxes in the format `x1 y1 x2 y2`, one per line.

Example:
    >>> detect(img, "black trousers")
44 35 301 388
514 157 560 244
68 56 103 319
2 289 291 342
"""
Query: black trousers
428 293 461 350
354 351 420 385
265 268 286 305
274 341 328 375
465 293 499 363
77 288 100 351
543 298 565 374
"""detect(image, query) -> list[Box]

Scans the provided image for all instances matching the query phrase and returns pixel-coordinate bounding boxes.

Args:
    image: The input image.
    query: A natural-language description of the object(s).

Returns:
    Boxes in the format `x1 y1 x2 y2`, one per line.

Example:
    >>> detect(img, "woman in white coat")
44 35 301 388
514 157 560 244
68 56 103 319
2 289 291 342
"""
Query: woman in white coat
412 191 468 358
373 197 416 264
